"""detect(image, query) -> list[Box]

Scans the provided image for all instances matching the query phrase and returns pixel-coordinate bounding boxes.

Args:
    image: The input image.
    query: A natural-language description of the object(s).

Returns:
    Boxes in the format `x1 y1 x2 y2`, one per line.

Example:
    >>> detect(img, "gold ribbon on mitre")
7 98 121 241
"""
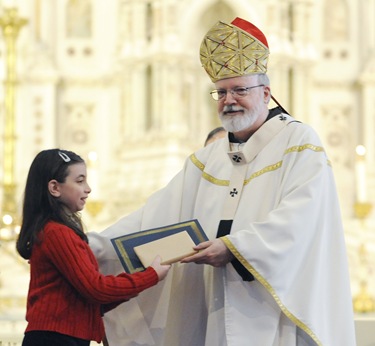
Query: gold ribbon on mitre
200 17 270 82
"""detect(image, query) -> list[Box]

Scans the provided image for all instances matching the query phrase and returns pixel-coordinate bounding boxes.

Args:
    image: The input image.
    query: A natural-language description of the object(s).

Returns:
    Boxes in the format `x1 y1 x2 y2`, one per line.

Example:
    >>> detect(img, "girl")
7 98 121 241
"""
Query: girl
16 149 170 346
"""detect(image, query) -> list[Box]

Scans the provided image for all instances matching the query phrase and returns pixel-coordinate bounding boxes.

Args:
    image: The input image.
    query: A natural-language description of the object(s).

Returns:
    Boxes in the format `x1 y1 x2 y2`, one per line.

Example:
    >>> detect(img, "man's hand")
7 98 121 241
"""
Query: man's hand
180 238 234 267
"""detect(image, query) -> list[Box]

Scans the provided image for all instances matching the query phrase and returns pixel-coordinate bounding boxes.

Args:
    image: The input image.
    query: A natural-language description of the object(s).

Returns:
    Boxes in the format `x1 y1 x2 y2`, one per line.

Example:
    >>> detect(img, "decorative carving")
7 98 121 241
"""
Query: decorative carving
66 0 92 38
321 104 351 168
323 0 349 41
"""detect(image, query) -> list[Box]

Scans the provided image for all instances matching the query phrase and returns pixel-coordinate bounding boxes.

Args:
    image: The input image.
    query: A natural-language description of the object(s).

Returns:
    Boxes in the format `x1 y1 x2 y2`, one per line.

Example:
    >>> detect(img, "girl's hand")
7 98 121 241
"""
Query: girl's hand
150 255 171 281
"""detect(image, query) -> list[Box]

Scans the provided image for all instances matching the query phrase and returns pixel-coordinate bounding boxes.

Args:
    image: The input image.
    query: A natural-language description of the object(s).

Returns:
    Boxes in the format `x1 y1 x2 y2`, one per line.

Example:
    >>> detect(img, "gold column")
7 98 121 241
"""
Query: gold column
352 202 375 313
352 145 375 313
0 8 27 234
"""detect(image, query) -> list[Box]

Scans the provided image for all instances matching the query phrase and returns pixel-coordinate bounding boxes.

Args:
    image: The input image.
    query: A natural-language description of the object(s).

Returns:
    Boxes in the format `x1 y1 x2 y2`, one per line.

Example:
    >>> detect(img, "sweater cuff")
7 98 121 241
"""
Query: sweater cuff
138 266 159 287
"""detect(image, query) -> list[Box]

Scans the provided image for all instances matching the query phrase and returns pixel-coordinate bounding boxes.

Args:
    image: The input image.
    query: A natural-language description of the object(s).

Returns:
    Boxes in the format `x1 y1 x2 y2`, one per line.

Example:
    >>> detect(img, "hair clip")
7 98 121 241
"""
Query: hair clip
58 151 71 162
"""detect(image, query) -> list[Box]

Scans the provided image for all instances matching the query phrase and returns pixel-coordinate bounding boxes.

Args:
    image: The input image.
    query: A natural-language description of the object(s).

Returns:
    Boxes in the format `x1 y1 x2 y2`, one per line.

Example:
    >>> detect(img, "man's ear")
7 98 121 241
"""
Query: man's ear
48 180 61 197
263 85 271 104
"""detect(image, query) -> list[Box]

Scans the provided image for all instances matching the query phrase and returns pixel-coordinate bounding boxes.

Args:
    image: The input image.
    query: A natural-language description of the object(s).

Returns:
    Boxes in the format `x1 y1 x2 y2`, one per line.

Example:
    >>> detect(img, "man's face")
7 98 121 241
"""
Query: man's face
215 75 270 137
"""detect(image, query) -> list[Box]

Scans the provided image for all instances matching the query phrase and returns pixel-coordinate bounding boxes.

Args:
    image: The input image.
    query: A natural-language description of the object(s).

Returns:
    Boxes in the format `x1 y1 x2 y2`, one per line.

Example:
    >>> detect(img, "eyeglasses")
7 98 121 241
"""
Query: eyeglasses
210 84 265 101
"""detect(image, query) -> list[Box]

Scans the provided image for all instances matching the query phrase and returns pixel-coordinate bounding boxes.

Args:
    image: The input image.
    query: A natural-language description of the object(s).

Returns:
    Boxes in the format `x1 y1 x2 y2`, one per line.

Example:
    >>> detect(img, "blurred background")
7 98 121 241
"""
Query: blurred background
0 0 374 344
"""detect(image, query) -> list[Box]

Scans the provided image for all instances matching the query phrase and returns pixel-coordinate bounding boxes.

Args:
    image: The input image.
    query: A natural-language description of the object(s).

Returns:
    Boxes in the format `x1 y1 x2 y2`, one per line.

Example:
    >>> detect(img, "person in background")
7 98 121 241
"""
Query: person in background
16 149 170 346
204 126 227 146
89 18 356 345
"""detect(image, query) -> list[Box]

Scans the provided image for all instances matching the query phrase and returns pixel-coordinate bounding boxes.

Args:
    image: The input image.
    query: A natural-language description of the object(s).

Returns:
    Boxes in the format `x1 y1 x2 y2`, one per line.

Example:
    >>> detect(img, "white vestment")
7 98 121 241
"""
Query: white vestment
89 114 356 346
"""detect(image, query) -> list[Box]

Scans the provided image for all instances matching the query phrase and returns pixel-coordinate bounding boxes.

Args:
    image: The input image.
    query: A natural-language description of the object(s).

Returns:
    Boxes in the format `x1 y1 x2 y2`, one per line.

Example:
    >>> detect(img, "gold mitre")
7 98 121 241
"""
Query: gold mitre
200 17 269 82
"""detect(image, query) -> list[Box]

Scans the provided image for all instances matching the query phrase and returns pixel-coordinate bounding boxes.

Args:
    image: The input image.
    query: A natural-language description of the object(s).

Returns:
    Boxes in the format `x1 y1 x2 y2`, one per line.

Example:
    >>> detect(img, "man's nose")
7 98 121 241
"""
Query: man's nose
223 90 237 104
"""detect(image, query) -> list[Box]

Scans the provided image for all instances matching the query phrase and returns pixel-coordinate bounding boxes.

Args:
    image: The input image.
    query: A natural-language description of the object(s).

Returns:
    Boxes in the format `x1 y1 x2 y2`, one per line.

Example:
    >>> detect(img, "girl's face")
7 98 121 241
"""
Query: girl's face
49 162 91 213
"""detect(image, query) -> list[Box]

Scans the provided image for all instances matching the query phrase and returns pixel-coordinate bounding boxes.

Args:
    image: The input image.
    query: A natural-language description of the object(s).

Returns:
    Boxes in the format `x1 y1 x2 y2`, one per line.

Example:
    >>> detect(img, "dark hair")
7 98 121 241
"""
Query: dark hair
204 126 226 146
16 149 88 259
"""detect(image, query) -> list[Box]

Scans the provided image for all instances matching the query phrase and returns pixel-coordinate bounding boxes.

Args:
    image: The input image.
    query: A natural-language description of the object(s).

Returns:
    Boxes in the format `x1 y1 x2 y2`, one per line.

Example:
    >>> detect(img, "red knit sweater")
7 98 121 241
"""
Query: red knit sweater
25 221 158 343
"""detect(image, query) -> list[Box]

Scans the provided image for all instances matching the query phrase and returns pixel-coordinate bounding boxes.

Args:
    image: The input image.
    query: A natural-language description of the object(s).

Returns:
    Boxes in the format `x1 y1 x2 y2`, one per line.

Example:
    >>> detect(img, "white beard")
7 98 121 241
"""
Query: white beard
219 103 262 133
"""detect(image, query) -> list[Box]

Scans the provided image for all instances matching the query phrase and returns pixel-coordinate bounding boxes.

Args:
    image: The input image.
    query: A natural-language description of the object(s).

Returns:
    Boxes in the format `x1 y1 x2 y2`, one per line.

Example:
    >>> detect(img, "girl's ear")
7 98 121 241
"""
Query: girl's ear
48 180 61 197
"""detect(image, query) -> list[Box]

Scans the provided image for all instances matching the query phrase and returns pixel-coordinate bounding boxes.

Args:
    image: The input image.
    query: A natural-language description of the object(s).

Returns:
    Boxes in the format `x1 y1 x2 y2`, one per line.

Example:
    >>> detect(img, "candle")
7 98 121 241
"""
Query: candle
355 145 367 202
87 151 99 199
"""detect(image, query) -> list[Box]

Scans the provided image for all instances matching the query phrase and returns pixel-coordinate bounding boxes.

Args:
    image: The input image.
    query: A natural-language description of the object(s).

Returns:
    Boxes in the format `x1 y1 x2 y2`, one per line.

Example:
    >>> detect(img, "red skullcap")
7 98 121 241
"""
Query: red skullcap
231 17 269 48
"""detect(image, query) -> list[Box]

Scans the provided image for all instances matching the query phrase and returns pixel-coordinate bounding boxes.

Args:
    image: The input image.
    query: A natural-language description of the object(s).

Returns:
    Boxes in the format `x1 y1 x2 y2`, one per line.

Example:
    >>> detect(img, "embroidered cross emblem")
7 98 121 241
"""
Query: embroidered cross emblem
232 155 242 163
230 188 238 197
279 115 287 121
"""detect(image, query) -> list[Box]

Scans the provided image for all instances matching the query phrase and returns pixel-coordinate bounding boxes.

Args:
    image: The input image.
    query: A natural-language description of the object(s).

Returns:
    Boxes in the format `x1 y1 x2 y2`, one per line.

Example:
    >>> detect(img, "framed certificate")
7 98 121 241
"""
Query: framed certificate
111 219 208 273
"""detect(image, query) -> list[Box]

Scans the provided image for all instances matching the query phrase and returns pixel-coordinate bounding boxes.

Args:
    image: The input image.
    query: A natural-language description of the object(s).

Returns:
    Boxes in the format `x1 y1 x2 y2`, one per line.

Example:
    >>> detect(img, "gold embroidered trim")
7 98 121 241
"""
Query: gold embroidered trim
190 153 205 170
190 143 328 187
284 144 331 167
202 172 229 186
284 144 324 154
190 153 282 186
221 237 322 346
190 154 229 186
244 161 282 185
